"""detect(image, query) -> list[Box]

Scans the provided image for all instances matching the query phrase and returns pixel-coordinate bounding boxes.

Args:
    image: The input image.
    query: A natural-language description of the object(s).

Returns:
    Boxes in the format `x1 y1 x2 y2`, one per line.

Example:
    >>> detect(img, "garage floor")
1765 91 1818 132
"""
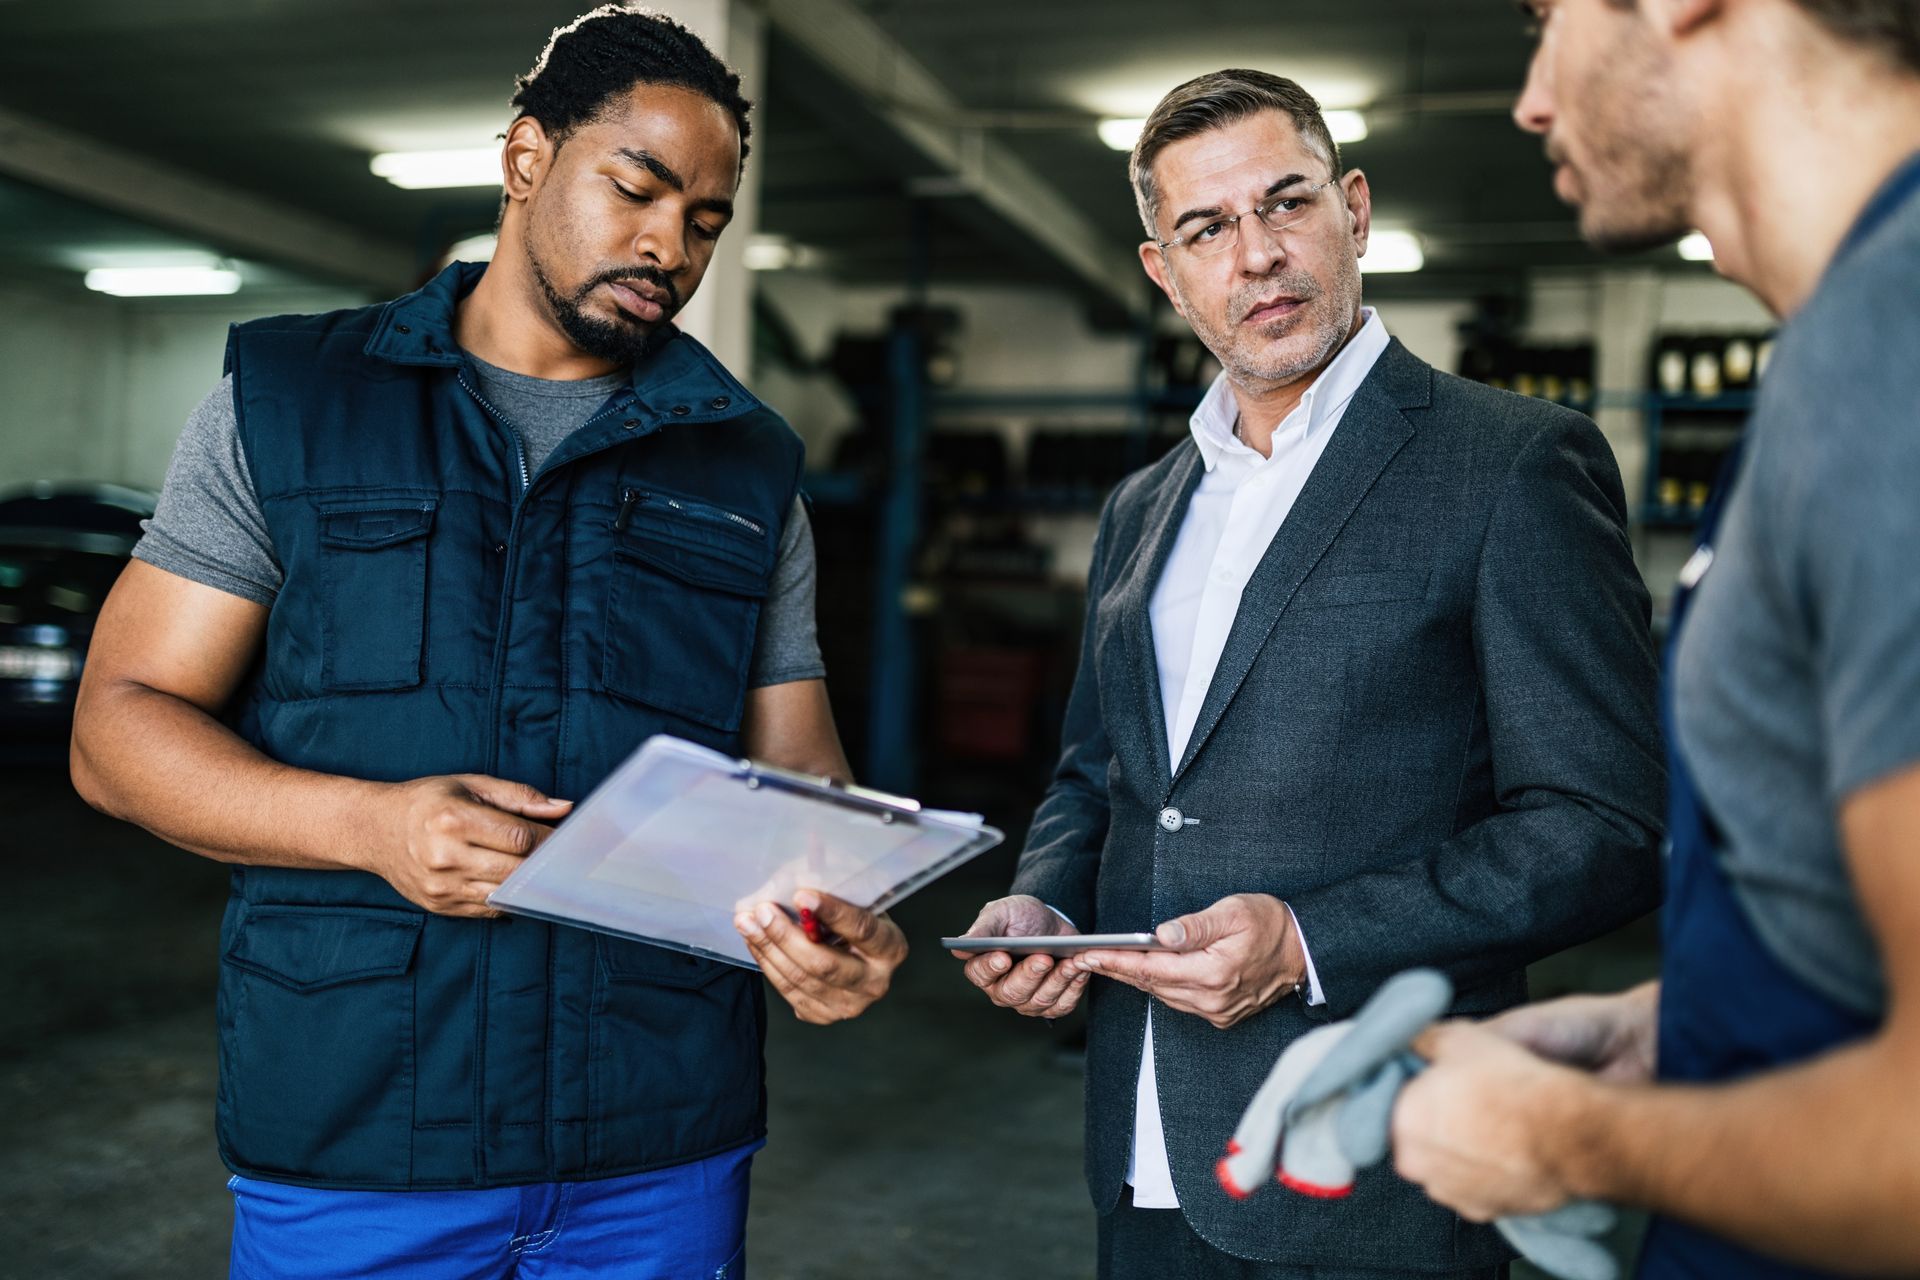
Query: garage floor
0 764 1657 1280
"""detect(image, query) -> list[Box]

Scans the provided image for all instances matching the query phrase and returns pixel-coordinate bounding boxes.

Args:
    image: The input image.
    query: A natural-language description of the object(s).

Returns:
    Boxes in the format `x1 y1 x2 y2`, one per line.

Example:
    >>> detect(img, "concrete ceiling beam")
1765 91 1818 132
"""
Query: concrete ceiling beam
765 0 1145 317
0 106 414 291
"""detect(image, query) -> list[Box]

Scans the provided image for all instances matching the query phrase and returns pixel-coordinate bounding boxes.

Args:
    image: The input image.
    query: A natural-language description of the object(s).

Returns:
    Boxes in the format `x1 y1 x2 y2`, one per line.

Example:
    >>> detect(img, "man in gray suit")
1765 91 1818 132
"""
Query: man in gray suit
953 69 1664 1278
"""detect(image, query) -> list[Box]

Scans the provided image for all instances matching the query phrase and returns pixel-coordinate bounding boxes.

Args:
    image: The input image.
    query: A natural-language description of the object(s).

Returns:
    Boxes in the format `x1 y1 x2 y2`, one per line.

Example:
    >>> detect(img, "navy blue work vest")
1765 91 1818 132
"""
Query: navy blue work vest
1638 156 1920 1277
214 261 804 1190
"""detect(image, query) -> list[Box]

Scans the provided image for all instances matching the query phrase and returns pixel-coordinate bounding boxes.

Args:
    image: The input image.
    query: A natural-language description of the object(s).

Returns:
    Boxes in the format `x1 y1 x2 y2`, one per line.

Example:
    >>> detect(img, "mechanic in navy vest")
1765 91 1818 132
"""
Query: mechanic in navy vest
71 9 905 1277
1393 2 1920 1275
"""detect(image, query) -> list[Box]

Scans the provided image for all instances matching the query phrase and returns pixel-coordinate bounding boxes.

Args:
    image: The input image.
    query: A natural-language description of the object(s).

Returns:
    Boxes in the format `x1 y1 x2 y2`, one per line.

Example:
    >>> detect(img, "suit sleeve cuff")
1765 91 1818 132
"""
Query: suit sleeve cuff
1287 903 1327 1006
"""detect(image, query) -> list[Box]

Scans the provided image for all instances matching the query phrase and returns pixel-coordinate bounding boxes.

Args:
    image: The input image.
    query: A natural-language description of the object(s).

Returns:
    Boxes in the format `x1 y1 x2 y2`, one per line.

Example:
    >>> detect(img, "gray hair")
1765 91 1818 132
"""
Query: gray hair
1130 69 1343 240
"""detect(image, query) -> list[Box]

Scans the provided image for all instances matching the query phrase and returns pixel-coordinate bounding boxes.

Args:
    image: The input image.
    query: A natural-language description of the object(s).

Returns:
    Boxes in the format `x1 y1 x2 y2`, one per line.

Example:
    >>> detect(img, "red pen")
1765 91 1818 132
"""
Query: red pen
797 905 837 946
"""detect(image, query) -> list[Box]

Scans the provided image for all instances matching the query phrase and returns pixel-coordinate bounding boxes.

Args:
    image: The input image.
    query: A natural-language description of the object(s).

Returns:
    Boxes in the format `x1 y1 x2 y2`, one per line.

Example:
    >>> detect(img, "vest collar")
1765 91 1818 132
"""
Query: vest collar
363 260 765 425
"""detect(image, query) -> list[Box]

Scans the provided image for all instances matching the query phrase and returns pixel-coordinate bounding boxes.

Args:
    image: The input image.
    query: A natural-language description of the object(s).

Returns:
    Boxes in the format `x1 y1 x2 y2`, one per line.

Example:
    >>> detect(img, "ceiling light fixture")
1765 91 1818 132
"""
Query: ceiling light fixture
1098 117 1146 152
1678 232 1715 261
83 266 242 297
1360 230 1425 274
444 233 498 265
1323 109 1369 145
743 235 820 272
370 147 502 190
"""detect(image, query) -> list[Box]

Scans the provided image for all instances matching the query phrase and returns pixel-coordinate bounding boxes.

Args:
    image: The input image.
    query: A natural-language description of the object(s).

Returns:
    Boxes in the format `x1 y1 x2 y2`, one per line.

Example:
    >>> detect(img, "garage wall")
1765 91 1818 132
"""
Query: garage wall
0 280 372 493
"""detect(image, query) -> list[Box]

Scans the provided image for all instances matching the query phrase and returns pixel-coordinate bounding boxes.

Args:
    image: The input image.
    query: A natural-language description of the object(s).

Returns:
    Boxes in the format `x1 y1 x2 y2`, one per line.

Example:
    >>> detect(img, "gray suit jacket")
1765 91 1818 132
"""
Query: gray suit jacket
1011 338 1665 1271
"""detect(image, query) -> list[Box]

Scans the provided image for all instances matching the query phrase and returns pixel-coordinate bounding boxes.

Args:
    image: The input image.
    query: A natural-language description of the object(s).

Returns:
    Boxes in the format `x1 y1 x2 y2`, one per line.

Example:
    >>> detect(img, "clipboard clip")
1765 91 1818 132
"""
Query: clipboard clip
733 759 924 822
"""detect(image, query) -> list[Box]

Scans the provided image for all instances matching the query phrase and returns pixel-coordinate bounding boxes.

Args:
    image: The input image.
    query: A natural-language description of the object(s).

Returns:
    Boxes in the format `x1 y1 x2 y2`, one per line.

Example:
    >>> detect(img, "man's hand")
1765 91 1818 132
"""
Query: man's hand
735 889 907 1025
372 774 572 917
1484 982 1660 1084
1075 893 1303 1029
952 894 1090 1019
1393 1020 1593 1222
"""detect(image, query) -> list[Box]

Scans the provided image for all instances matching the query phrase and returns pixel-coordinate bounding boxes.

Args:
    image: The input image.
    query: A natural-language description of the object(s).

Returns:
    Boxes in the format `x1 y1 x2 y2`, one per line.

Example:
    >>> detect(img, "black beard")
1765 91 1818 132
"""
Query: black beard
525 244 681 365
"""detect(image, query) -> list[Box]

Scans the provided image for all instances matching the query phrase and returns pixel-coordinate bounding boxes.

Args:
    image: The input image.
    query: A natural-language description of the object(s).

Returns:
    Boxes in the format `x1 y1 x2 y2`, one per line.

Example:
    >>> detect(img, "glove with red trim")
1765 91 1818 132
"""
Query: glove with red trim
1216 969 1620 1280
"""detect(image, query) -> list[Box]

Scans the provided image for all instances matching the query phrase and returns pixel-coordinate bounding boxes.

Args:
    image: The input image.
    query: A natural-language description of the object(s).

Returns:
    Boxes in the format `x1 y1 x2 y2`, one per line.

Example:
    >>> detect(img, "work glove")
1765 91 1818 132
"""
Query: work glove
1217 969 1620 1280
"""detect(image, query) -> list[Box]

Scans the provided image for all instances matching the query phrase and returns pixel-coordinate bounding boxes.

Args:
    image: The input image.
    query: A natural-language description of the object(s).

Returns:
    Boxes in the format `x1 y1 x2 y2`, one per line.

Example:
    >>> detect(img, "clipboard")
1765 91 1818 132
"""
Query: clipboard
487 735 1004 969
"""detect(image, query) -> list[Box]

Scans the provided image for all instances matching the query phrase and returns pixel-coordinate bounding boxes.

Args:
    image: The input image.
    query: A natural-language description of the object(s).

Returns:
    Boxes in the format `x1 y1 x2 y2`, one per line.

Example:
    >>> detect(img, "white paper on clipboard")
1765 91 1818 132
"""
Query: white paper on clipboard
487 735 1004 969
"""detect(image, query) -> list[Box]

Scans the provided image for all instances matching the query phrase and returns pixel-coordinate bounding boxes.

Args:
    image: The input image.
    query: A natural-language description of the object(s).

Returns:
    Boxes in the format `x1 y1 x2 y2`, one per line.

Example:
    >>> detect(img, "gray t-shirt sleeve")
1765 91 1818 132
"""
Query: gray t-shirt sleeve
130 375 284 607
748 497 827 688
1780 327 1920 801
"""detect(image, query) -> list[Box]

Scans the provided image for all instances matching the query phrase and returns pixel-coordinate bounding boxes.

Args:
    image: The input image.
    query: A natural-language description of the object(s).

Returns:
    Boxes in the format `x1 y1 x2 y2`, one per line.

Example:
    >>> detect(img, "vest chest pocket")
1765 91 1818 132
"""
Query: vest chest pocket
316 500 437 691
602 500 773 733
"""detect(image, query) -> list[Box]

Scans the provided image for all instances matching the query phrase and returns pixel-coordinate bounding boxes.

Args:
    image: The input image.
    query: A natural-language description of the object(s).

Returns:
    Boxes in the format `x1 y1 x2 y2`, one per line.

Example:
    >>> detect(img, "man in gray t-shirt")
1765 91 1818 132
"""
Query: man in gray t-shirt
136 357 828 690
1392 2 1920 1272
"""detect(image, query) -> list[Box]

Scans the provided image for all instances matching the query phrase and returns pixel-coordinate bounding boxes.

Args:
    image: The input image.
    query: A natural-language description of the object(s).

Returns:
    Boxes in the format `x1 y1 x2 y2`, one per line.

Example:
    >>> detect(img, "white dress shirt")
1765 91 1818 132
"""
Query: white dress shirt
1125 308 1391 1209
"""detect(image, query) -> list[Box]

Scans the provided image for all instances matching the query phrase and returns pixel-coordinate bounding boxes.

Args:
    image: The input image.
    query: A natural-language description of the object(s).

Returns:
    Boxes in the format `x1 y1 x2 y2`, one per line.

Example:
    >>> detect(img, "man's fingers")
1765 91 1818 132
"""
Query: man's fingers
1022 957 1083 1010
796 889 904 961
962 951 1014 987
1047 971 1092 1016
743 937 837 1022
455 849 532 887
1078 949 1180 985
744 923 822 991
446 798 554 858
1409 1020 1475 1062
996 953 1058 1005
1155 895 1252 951
458 774 574 820
741 906 864 986
458 775 575 819
470 809 556 859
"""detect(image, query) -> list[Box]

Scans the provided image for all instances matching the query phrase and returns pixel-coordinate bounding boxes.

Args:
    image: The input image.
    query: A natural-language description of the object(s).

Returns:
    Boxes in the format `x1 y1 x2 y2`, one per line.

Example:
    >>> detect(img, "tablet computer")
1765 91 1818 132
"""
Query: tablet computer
941 933 1166 956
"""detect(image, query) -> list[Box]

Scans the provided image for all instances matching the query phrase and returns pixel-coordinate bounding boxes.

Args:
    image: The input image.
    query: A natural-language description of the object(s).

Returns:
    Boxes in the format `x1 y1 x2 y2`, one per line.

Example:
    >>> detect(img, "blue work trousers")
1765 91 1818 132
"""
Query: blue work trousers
229 1141 759 1279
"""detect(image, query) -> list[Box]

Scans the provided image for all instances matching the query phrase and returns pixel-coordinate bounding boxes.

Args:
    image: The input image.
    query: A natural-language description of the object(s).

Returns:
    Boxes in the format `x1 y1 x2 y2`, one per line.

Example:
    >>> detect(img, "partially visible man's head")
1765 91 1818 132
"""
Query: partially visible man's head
1514 0 1920 253
500 5 752 362
1131 70 1370 393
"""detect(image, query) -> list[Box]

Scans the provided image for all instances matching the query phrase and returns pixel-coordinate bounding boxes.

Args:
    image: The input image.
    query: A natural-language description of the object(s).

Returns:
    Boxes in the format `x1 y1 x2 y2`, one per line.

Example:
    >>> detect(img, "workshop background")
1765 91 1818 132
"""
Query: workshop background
0 1 1746 1275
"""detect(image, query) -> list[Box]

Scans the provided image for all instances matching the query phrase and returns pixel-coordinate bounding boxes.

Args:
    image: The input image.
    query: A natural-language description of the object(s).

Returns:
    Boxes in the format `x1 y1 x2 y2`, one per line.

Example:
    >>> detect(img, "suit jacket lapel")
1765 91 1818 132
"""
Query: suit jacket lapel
1109 444 1204 791
1170 339 1430 780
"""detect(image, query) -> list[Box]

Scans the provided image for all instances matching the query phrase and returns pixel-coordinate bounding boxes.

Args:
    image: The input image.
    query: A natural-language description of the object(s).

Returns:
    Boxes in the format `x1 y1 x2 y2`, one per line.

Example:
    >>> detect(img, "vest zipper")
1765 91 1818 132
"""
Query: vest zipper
456 374 530 494
456 371 532 786
668 497 765 537
609 489 765 539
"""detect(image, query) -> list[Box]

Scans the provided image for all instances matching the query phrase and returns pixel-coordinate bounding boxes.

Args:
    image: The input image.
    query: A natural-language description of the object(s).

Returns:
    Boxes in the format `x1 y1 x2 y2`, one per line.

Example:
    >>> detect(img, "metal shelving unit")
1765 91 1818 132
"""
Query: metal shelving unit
840 328 1209 790
1638 390 1756 530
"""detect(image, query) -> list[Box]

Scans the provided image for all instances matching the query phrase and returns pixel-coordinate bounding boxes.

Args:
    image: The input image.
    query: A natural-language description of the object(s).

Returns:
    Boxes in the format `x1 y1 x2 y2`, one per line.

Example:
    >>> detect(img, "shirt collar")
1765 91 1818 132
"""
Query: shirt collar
1189 306 1390 472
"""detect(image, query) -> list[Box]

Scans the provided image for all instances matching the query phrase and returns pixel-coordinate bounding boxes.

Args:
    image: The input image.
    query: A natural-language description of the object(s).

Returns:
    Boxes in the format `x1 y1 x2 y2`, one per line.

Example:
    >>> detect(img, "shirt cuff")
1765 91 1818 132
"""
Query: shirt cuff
1286 903 1326 1006
1043 904 1077 932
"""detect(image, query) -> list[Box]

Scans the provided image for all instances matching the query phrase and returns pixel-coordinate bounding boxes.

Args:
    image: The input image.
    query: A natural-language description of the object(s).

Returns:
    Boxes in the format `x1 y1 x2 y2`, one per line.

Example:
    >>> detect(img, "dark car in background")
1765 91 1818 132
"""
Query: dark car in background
0 483 156 757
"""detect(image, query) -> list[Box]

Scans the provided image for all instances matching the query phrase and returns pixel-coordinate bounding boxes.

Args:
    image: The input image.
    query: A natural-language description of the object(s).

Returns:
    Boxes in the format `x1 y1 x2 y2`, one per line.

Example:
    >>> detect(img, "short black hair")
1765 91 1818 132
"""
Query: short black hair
510 5 754 167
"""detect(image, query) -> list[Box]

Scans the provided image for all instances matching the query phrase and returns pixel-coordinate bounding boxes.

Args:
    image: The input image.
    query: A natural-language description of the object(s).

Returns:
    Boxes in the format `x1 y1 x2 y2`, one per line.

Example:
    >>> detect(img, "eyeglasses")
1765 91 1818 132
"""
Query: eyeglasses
1156 177 1345 259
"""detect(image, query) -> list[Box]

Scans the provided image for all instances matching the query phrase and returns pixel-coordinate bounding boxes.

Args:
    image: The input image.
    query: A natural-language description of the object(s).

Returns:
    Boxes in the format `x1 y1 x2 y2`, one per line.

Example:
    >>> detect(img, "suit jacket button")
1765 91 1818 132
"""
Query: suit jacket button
1158 807 1183 833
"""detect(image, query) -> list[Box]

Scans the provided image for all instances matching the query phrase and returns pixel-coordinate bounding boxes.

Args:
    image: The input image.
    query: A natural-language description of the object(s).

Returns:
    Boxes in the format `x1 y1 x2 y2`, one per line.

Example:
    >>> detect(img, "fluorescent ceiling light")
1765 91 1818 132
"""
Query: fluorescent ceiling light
1098 117 1145 152
1678 231 1715 261
445 233 498 264
370 147 501 190
743 235 818 272
84 266 241 297
1323 109 1369 145
1360 230 1424 274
